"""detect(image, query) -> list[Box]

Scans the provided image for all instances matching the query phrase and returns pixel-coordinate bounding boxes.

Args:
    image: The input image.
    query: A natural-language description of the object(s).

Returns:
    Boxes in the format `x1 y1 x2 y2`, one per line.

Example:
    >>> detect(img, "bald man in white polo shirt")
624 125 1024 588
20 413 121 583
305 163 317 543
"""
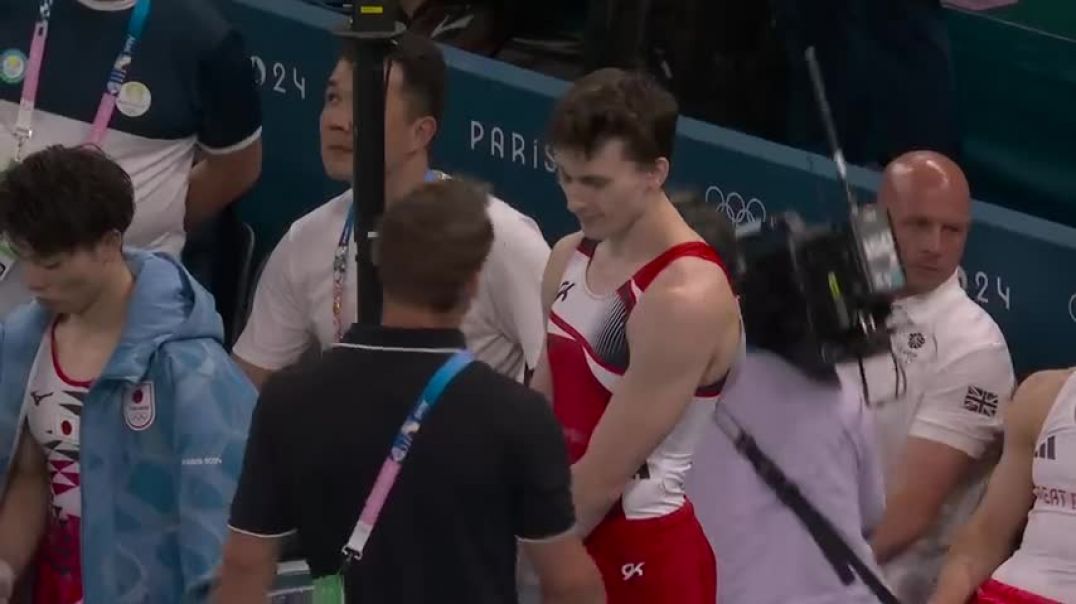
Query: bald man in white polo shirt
839 151 1015 602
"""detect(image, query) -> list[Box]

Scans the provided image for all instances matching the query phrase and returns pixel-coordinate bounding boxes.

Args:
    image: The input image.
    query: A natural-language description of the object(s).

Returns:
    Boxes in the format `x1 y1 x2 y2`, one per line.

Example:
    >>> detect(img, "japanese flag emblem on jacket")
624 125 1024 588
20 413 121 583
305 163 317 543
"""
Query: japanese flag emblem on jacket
124 381 156 431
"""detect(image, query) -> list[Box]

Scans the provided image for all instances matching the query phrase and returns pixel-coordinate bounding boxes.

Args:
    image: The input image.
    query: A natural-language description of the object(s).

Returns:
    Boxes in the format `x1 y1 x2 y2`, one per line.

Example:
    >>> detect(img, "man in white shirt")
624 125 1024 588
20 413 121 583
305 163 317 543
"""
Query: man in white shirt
233 33 549 388
840 151 1015 602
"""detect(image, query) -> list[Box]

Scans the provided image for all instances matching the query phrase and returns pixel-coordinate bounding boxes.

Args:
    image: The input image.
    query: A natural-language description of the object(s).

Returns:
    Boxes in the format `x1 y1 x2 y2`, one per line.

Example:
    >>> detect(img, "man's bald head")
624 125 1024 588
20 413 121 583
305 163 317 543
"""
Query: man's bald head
879 151 971 296
879 151 970 214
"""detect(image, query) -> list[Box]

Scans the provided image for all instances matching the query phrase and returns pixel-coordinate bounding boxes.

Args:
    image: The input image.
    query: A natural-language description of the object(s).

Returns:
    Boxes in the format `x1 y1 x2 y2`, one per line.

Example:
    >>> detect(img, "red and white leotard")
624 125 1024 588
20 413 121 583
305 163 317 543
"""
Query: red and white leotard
985 372 1076 603
546 239 733 519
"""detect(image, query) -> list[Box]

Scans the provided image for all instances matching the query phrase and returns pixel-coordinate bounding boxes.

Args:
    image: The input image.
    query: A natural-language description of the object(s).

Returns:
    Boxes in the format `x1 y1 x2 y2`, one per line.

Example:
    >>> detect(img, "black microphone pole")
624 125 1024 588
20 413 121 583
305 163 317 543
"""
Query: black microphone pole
337 1 405 327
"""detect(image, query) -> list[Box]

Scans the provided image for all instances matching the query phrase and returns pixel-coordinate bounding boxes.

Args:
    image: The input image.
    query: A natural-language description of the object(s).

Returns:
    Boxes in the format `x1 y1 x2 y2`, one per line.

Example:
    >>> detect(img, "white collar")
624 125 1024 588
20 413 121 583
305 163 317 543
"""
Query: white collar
77 0 137 12
892 271 964 326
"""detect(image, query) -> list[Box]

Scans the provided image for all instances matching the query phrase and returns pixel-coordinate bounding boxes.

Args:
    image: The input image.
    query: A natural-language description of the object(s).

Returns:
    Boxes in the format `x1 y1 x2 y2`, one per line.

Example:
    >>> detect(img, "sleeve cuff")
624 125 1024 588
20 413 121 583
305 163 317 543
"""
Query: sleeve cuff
227 524 297 539
516 516 576 543
232 339 290 373
199 127 262 156
909 419 991 459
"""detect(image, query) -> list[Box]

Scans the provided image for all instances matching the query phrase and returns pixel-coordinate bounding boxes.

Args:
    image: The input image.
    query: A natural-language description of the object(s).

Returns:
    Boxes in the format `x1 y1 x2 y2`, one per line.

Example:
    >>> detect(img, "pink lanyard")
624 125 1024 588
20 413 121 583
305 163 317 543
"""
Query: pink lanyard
12 0 152 163
340 349 473 564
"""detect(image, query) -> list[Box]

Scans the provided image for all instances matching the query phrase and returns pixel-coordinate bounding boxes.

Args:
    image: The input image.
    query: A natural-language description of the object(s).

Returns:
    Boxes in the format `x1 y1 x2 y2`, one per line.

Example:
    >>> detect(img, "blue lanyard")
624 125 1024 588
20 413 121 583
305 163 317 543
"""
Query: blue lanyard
392 350 473 464
107 0 153 92
339 170 445 246
332 170 447 339
341 349 474 561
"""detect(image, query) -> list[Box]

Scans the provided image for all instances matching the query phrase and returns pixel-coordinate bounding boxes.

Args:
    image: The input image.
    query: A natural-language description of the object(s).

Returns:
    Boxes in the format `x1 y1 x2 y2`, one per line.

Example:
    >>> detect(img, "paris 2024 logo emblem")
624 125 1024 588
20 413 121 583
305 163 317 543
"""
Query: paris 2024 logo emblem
705 185 767 226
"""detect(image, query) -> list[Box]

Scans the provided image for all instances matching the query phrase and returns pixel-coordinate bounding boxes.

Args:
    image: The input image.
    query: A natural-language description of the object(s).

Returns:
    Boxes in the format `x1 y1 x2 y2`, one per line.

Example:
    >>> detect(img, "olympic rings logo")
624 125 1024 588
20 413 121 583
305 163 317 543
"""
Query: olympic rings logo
1068 293 1076 323
705 185 767 226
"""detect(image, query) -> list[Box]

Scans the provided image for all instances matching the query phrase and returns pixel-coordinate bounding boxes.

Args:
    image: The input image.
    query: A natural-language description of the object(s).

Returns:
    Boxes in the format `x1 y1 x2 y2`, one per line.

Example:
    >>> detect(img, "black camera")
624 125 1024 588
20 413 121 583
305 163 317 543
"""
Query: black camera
733 203 904 376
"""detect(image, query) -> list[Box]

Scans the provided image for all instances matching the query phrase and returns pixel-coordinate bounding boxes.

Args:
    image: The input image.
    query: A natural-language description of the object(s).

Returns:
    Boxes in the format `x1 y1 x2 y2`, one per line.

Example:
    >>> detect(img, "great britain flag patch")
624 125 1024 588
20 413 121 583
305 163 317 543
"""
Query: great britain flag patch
962 386 999 418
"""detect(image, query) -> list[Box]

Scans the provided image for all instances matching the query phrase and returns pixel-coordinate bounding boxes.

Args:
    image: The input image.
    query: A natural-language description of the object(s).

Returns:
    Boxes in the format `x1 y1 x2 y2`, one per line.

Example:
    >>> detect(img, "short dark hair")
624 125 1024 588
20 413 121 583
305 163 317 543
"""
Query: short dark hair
671 191 739 268
339 31 446 124
0 145 134 257
378 178 493 312
548 68 679 164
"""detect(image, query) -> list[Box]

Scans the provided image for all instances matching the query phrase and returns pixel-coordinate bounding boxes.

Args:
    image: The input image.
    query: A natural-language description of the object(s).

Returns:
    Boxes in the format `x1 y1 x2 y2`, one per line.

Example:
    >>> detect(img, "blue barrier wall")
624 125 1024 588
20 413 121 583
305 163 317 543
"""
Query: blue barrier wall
224 0 1076 378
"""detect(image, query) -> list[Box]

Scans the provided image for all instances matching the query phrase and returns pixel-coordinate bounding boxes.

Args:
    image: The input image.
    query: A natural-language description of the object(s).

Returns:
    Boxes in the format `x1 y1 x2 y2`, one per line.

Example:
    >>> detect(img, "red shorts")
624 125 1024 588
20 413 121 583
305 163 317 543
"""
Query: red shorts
585 500 716 604
973 579 1061 604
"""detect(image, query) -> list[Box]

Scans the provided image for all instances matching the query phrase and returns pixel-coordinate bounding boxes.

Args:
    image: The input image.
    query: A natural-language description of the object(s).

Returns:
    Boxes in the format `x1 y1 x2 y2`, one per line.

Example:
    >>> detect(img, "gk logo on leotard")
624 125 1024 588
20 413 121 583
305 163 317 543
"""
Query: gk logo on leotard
621 562 645 581
556 281 576 303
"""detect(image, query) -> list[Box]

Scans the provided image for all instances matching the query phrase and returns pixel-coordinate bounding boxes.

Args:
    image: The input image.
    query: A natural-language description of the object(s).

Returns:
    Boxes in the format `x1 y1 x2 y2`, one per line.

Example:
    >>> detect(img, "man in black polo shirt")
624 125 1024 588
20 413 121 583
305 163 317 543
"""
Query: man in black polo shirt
213 179 604 604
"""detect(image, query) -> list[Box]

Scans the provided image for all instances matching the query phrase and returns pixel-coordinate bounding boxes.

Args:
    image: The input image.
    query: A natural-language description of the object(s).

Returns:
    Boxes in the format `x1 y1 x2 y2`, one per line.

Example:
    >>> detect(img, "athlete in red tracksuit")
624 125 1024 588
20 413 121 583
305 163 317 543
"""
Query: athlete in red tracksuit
531 68 742 603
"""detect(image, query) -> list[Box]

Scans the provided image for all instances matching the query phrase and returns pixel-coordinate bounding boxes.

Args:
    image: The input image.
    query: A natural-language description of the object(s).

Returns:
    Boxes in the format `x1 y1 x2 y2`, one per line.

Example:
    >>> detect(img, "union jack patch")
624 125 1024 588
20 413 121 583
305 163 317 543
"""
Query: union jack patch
963 386 999 418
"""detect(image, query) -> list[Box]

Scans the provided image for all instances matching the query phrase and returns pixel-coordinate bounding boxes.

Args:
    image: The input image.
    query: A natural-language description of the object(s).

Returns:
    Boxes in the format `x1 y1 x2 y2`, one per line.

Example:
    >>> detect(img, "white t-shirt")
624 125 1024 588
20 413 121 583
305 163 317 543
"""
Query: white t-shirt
234 188 550 381
838 271 1015 603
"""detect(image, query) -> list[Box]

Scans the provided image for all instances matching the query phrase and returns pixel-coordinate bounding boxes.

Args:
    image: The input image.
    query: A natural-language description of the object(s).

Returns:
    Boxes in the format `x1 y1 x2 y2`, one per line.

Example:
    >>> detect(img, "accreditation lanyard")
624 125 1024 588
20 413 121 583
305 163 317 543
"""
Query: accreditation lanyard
312 350 474 604
12 0 152 163
331 170 450 341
